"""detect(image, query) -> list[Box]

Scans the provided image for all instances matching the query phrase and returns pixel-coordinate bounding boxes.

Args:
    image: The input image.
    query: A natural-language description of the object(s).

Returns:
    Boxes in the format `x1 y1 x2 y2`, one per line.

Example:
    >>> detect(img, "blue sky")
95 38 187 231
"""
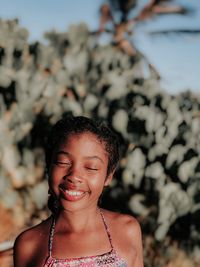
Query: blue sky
0 0 199 94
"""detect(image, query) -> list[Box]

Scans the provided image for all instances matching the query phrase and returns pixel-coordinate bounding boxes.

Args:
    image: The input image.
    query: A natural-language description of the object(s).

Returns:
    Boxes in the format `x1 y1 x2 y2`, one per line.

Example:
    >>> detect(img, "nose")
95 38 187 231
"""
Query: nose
65 165 82 184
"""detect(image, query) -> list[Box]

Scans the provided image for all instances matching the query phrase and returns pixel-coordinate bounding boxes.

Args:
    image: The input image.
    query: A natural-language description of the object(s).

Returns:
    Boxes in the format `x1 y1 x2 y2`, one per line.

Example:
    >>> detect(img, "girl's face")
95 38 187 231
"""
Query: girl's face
48 132 113 212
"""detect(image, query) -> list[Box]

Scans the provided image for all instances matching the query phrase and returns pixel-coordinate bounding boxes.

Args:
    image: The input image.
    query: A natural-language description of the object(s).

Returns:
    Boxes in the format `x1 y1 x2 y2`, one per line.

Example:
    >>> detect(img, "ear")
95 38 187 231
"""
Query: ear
104 170 115 187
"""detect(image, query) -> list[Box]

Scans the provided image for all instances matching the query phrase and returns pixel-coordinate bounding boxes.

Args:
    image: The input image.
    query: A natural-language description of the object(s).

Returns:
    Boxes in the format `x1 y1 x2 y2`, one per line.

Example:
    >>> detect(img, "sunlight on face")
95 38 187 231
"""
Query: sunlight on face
49 132 112 211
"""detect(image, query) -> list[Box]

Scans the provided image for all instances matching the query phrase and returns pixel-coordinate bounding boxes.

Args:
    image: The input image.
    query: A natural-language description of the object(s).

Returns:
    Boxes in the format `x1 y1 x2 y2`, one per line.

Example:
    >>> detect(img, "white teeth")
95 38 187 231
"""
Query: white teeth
65 190 83 196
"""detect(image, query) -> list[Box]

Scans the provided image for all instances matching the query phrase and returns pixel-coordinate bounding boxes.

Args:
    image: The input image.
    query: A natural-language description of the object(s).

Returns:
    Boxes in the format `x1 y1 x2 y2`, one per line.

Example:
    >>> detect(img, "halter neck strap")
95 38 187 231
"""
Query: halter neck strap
48 215 56 257
99 208 114 250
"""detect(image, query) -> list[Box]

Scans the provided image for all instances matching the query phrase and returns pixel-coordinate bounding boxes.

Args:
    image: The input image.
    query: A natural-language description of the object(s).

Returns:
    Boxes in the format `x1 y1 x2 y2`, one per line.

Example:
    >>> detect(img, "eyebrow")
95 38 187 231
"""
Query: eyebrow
55 151 104 164
56 151 70 155
84 156 104 164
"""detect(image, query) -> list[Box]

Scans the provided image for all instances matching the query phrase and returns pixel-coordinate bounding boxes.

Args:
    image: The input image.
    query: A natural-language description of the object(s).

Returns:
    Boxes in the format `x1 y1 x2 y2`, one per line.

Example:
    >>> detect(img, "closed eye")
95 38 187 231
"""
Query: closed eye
86 167 98 171
54 161 71 166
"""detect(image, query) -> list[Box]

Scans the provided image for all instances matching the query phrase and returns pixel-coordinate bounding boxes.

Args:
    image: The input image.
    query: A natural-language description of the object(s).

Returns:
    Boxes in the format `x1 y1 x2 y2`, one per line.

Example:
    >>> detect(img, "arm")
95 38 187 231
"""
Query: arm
125 217 144 267
132 219 144 267
13 231 33 267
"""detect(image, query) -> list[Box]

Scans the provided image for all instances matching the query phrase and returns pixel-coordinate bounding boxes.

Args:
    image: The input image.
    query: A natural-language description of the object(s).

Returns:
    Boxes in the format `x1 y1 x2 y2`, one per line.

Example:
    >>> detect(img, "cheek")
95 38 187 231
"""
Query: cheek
88 171 107 190
48 167 64 188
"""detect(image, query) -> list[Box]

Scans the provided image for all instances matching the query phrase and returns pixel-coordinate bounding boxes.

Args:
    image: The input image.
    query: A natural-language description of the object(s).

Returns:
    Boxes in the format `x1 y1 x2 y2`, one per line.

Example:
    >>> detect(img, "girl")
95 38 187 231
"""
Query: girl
14 115 143 266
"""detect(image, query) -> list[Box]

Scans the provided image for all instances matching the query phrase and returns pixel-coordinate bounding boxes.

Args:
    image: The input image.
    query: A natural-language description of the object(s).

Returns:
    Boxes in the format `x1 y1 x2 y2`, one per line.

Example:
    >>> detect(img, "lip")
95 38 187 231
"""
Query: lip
59 187 87 202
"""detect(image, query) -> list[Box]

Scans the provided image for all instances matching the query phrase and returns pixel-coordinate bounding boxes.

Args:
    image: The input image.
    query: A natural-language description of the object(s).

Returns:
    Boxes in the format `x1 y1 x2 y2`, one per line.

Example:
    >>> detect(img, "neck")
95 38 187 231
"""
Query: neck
55 206 101 233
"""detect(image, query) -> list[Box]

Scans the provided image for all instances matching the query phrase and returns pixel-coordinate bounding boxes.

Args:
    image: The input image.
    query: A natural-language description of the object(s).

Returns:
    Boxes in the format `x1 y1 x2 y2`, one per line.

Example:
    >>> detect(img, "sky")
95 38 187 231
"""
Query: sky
0 0 200 95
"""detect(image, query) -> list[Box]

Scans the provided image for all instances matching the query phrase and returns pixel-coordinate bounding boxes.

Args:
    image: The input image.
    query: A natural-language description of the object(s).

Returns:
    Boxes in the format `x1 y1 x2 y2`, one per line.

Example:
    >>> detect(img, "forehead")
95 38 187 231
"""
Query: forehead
56 132 107 155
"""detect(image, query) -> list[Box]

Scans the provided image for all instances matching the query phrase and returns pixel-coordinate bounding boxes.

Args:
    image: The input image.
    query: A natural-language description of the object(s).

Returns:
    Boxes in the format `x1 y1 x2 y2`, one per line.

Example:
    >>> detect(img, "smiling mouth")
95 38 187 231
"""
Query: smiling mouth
59 187 87 201
65 190 84 196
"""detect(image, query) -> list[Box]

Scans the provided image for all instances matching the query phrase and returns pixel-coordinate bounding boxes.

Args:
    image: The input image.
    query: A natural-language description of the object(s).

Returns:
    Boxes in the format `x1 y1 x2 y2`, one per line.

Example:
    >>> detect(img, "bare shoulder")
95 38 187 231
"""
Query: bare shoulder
13 216 52 267
103 209 142 237
102 209 144 266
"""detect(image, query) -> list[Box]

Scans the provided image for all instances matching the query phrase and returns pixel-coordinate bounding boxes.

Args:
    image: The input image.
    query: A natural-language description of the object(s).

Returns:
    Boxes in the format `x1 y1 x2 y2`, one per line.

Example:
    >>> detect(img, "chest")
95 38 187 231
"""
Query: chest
50 230 112 259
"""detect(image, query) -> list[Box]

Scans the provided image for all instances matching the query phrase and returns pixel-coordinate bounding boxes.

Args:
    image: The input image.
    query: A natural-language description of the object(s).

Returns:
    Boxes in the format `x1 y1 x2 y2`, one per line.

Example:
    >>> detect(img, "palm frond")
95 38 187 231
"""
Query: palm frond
149 29 200 36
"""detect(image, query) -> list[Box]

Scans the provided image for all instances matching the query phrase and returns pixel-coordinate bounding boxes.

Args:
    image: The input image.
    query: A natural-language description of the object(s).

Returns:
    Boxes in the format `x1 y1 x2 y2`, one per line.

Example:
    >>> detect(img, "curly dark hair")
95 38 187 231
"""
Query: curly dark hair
45 115 120 176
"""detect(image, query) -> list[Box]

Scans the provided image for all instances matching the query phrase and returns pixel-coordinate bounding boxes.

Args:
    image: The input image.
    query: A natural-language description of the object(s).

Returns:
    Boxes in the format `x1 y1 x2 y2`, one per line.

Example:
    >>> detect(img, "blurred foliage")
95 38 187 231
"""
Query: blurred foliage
0 2 200 265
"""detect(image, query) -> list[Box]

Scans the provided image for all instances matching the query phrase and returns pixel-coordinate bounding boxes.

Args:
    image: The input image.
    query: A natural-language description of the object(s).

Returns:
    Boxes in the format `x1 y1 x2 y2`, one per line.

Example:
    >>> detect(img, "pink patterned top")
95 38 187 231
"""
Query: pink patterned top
43 209 128 267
